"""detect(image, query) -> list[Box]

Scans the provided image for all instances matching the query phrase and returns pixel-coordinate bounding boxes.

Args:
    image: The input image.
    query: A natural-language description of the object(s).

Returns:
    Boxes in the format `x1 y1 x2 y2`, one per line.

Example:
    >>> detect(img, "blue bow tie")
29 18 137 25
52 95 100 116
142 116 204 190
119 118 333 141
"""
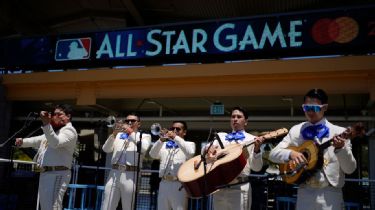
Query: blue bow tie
166 140 179 149
120 133 129 140
301 124 329 141
225 131 245 141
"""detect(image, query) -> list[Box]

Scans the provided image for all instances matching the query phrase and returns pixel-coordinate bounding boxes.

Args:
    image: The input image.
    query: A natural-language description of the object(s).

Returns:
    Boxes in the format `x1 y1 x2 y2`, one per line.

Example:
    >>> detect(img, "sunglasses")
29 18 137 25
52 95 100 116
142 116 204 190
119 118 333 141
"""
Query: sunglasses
53 112 66 116
170 127 182 132
124 119 138 124
302 104 326 112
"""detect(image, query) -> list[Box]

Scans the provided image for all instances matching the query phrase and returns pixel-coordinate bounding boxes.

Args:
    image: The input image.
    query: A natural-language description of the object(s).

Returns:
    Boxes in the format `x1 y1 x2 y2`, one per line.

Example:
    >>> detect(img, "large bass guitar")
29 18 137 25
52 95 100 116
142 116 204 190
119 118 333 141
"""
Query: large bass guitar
177 128 288 198
279 123 365 184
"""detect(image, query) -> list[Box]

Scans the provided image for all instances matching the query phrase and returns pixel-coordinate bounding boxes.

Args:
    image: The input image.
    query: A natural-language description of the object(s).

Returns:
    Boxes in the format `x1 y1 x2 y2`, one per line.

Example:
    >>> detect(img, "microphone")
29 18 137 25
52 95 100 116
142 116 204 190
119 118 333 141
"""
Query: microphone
137 130 143 153
214 132 225 149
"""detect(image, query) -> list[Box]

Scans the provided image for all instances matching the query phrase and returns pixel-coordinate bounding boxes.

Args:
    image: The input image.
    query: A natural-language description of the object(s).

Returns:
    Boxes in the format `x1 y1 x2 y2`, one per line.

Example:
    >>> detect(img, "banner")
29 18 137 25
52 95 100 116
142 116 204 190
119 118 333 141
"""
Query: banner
0 5 374 70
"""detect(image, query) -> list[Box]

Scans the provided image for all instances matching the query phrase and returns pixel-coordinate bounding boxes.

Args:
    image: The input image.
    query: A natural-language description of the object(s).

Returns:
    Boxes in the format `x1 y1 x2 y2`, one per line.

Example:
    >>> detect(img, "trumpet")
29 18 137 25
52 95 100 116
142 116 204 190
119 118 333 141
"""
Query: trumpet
150 123 170 141
106 116 125 132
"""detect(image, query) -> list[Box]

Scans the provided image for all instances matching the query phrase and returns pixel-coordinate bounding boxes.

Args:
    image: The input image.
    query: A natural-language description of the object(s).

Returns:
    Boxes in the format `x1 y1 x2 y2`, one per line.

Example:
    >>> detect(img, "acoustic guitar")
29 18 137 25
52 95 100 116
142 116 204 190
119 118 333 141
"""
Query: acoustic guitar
177 128 288 198
279 123 365 184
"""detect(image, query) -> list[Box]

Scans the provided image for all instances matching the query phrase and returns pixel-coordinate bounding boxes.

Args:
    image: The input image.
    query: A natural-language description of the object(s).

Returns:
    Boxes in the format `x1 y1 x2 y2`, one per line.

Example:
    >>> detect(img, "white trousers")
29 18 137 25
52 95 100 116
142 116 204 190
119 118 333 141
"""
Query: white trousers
101 169 137 210
213 182 250 210
296 186 344 210
38 170 71 210
158 179 187 210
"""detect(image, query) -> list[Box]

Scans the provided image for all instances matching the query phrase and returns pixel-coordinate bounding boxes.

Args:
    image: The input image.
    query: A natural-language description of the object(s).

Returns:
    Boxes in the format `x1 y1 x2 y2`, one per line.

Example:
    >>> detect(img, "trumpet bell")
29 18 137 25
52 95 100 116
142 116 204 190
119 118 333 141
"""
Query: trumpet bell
151 123 162 136
106 116 116 128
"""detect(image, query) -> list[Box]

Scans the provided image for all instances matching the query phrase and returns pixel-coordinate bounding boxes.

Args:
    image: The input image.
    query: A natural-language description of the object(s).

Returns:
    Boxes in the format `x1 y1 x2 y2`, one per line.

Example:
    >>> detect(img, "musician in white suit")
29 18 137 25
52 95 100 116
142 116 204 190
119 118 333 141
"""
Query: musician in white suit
205 107 264 210
149 121 196 210
269 88 357 210
15 104 77 210
101 113 151 210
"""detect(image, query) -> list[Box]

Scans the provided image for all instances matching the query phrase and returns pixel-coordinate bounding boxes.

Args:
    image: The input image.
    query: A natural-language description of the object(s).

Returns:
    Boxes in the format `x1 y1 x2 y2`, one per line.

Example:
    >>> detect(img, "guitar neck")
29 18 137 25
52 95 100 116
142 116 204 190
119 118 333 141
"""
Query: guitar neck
319 128 351 150
244 128 288 148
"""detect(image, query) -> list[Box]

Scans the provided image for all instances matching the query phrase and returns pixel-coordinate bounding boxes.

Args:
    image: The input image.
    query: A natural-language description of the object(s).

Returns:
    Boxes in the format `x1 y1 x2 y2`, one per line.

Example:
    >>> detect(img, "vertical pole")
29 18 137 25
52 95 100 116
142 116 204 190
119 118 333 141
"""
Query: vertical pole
368 123 375 210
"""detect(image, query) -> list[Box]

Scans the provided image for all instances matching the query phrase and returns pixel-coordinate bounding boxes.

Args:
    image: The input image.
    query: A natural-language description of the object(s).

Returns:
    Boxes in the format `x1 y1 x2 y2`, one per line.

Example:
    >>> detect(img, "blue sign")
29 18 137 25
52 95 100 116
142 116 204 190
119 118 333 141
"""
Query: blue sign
0 5 374 70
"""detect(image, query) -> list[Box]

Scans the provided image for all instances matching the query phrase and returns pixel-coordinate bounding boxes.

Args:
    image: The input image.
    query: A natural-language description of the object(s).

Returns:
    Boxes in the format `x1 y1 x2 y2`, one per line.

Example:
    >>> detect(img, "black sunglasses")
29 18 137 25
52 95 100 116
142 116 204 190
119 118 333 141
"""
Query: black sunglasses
170 127 182 132
124 119 138 124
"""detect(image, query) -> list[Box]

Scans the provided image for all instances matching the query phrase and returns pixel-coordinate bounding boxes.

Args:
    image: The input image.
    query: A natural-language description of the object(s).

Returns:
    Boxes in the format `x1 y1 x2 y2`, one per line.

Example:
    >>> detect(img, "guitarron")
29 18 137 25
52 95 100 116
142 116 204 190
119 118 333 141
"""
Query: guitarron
178 128 288 198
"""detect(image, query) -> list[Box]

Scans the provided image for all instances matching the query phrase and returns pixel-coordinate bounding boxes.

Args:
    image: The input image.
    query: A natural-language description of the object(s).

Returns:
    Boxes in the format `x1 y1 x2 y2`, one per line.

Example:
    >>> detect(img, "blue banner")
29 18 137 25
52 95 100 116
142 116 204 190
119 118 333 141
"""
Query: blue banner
0 5 374 70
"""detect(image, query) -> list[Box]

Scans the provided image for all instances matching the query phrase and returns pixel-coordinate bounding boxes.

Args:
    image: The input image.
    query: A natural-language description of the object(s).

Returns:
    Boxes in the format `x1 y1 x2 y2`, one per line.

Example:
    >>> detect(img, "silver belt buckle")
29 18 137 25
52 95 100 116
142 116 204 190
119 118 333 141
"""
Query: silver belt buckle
118 164 127 172
306 179 328 188
163 175 177 181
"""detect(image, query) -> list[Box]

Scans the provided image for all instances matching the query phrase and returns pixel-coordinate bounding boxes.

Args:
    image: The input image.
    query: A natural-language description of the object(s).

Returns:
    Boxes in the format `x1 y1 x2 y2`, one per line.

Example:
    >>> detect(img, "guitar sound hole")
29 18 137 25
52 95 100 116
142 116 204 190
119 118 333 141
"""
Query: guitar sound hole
302 151 310 159
302 151 310 166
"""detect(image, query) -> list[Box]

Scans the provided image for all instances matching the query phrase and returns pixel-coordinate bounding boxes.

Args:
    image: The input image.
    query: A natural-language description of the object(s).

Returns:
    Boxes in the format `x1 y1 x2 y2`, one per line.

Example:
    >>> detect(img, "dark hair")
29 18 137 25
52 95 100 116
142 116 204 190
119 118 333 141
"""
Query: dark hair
231 106 248 120
304 88 328 104
172 120 188 130
127 112 141 121
55 104 73 118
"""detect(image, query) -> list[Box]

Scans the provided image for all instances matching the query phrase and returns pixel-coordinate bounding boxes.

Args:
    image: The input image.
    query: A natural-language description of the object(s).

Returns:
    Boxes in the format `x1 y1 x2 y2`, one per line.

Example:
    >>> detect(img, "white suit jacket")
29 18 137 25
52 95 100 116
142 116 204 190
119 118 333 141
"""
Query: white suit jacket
149 136 196 178
102 131 151 167
22 122 77 169
269 118 357 188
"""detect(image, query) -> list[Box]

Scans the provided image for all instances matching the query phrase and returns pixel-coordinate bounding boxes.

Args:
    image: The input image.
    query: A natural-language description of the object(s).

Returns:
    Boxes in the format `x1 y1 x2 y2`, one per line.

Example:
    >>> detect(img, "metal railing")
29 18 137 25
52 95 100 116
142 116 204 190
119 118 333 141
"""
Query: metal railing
0 158 372 210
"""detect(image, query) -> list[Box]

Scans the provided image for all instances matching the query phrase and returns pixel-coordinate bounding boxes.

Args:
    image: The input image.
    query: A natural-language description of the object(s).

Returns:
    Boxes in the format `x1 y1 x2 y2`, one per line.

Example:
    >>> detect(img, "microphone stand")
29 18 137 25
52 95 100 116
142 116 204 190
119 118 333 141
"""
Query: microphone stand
201 149 209 209
0 112 38 169
94 121 106 187
0 114 35 147
133 130 143 210
194 137 215 209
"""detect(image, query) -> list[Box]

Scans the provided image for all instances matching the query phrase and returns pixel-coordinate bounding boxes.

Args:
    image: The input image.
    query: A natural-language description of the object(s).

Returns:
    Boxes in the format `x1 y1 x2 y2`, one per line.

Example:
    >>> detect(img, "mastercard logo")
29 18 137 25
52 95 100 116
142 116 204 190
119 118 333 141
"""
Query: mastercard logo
311 17 359 45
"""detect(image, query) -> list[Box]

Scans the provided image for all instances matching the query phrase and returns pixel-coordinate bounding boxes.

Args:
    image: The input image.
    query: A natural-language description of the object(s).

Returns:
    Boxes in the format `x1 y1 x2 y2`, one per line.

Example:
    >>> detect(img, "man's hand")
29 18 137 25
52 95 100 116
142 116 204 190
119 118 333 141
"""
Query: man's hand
253 136 265 153
122 124 134 135
166 130 177 140
40 111 51 126
206 145 219 162
15 138 23 147
332 135 346 149
289 150 307 166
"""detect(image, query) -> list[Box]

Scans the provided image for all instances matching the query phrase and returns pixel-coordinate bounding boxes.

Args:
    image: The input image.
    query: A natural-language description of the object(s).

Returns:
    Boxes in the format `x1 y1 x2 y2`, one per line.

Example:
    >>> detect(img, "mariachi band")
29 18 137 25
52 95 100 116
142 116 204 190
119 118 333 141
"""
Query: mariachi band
14 88 359 210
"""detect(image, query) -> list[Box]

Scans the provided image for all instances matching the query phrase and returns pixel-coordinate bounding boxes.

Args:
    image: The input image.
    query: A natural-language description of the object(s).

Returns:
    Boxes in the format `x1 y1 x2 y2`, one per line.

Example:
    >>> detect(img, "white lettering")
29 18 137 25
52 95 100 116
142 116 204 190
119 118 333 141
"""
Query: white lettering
173 30 190 54
238 25 259 50
289 20 303 47
126 34 137 56
115 35 124 57
162 31 176 54
192 29 207 53
146 30 162 56
96 34 114 58
259 23 287 49
214 23 237 52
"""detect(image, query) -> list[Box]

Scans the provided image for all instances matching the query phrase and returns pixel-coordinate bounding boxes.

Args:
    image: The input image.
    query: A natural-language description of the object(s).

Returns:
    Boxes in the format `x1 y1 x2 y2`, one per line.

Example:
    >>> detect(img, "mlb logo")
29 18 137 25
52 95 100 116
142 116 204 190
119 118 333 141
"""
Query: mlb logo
55 38 91 61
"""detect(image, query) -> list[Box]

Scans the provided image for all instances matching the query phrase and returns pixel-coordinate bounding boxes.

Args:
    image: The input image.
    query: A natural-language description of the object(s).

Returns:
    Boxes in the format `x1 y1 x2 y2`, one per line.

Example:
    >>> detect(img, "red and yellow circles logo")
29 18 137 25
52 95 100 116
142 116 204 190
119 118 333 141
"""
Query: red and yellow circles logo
311 17 359 44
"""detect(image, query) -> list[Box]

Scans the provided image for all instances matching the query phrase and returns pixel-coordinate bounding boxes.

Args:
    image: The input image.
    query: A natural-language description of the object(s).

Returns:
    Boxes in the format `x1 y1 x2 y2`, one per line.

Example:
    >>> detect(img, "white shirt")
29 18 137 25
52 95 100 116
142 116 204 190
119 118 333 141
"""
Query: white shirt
102 131 151 167
149 136 196 178
22 122 77 169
